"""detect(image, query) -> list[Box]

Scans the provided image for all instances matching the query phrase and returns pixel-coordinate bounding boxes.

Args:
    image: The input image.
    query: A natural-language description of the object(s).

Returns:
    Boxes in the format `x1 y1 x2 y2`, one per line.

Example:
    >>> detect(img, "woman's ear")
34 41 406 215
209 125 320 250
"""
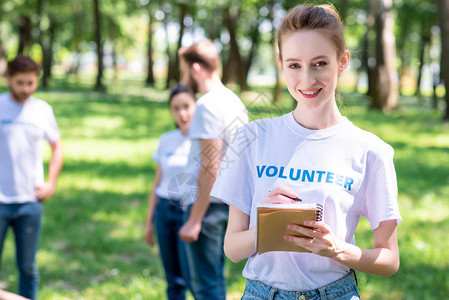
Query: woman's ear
277 56 283 71
338 50 350 75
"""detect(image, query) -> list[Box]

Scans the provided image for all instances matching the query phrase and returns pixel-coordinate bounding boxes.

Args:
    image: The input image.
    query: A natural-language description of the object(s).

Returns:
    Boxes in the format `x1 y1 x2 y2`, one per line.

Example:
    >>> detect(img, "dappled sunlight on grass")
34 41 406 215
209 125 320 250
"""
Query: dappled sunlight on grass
1 84 448 298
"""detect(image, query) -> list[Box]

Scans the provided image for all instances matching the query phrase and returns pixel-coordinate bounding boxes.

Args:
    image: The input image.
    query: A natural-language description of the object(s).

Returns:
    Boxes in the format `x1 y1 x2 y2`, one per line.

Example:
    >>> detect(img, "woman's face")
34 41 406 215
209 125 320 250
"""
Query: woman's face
279 30 349 111
170 92 196 134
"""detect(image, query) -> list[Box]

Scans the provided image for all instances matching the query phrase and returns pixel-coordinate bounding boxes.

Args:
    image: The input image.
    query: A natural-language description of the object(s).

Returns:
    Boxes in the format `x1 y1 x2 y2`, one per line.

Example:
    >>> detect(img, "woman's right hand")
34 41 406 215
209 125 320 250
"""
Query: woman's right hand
144 219 155 246
262 186 300 204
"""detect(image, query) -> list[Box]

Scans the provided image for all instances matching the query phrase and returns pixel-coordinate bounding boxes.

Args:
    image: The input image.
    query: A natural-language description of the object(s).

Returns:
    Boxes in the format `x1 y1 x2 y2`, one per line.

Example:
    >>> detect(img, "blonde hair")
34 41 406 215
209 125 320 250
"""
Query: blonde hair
277 4 346 59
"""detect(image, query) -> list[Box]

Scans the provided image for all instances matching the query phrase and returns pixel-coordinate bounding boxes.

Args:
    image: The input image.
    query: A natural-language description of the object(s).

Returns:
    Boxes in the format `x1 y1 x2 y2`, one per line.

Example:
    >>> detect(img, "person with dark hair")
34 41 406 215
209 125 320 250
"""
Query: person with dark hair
144 85 196 300
211 4 401 299
177 39 248 300
0 55 63 300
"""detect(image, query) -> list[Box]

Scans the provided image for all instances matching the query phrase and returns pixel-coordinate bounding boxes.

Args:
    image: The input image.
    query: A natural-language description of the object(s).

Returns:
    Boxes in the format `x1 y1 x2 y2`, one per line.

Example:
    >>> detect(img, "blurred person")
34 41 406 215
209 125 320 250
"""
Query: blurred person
0 55 63 300
177 40 248 300
145 85 196 300
211 4 401 299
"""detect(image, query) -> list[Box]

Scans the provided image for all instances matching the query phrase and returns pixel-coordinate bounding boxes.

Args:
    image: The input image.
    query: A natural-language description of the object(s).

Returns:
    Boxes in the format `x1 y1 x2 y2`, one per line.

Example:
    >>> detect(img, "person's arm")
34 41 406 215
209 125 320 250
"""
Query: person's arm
224 186 300 263
144 164 162 246
35 139 63 201
179 138 223 242
0 289 29 300
224 204 256 263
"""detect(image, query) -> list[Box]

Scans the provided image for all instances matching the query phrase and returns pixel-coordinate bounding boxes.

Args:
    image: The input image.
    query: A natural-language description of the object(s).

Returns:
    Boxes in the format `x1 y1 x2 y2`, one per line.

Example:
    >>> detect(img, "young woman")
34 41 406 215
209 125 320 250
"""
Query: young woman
211 4 401 299
145 85 196 300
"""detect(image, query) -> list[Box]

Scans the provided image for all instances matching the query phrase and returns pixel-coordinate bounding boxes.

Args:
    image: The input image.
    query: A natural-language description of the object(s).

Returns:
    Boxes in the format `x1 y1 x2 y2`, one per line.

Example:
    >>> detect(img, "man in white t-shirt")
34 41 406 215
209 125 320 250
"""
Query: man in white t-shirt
177 40 248 300
0 55 63 300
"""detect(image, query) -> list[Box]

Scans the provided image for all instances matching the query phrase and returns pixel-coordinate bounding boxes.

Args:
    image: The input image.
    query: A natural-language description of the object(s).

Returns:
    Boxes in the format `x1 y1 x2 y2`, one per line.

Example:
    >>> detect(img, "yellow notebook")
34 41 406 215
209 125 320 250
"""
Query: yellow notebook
256 202 323 254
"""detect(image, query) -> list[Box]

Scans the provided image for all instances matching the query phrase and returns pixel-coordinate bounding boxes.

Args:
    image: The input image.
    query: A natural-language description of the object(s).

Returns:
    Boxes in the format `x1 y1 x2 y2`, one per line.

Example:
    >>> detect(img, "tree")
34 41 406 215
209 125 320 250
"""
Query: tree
368 0 399 112
438 0 449 120
93 0 105 91
146 4 155 86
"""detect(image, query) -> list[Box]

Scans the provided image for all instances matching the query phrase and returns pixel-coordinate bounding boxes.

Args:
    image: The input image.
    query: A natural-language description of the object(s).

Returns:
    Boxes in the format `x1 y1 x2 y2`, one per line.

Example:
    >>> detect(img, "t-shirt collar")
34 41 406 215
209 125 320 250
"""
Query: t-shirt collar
285 111 352 140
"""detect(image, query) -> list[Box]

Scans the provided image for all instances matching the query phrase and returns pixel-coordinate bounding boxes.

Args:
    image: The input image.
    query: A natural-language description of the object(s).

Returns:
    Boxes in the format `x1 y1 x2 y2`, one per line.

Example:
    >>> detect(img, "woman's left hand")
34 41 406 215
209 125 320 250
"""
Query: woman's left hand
284 220 346 258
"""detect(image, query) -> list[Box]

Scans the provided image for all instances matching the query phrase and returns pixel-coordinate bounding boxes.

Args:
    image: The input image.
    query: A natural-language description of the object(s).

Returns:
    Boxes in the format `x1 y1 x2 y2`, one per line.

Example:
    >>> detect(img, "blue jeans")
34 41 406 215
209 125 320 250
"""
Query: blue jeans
241 271 360 300
184 202 228 300
154 197 190 300
0 202 43 300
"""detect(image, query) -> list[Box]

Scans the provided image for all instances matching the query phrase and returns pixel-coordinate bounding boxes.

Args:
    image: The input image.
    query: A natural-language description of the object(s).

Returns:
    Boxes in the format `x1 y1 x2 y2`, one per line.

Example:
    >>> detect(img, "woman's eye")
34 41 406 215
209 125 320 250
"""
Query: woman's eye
288 63 300 69
314 61 327 67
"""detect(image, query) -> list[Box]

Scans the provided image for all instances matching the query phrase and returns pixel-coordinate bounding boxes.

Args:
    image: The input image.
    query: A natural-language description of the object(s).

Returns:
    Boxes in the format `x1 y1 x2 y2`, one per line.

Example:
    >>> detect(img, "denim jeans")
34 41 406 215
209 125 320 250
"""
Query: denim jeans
241 271 360 300
0 202 43 300
184 202 228 300
154 197 190 300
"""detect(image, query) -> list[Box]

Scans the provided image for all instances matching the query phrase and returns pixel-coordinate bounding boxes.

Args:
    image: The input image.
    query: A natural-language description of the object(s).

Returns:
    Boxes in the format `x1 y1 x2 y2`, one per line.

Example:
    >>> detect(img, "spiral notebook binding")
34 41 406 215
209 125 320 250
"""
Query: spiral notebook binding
315 204 323 221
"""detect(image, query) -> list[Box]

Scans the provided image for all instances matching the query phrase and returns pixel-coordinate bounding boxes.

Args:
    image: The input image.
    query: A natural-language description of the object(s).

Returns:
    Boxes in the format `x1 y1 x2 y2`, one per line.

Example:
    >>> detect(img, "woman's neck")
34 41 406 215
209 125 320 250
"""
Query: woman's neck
292 102 342 130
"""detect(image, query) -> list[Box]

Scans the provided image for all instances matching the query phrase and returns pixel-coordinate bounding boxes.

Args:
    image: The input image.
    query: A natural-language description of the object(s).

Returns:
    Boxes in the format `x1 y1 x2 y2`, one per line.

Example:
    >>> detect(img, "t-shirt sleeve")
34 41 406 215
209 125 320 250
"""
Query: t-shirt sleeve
210 126 254 215
43 106 61 143
360 146 401 230
189 103 223 140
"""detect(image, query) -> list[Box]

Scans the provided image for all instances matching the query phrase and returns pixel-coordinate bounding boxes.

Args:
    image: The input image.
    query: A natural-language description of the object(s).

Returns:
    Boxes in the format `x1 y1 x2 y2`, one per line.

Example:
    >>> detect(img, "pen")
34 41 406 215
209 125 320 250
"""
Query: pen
280 193 302 202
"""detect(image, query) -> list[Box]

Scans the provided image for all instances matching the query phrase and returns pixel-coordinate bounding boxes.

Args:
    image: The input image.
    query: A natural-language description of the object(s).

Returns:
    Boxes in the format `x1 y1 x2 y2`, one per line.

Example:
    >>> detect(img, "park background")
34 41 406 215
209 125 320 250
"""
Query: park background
0 0 448 299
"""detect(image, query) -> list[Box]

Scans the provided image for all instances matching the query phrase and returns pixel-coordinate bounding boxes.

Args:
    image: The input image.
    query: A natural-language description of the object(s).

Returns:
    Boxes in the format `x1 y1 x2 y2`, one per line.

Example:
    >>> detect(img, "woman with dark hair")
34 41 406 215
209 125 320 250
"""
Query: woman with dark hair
144 85 196 300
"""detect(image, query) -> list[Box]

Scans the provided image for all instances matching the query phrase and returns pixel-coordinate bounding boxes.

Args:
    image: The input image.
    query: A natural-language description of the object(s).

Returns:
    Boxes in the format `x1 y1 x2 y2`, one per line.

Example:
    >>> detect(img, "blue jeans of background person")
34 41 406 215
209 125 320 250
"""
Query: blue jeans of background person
154 197 190 300
184 202 228 300
241 271 360 300
0 202 43 300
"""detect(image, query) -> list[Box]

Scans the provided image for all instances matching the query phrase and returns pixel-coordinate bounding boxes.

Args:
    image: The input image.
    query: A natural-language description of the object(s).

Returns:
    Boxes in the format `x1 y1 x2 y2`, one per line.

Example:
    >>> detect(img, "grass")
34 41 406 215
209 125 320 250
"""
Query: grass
0 80 448 299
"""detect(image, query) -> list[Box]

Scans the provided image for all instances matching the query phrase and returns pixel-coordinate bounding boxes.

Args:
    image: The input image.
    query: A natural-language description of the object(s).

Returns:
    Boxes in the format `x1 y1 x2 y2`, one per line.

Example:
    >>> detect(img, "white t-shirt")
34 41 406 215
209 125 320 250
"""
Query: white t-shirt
0 93 61 203
152 129 191 201
211 112 401 291
182 86 248 205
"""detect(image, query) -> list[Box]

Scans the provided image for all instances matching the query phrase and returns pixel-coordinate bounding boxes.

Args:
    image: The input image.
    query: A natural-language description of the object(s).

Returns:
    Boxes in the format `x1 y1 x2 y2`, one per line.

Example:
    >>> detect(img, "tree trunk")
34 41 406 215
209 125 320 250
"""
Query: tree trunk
364 0 376 97
41 17 55 88
242 23 260 91
93 0 105 91
438 0 449 120
270 5 281 103
145 6 155 86
369 0 399 112
174 3 187 83
223 6 245 89
0 7 5 76
18 16 32 55
415 34 428 100
164 16 175 88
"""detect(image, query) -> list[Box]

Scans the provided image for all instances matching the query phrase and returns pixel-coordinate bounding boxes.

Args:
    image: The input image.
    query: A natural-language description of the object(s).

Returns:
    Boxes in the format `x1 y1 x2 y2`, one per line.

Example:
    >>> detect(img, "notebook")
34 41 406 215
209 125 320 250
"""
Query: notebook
256 202 323 254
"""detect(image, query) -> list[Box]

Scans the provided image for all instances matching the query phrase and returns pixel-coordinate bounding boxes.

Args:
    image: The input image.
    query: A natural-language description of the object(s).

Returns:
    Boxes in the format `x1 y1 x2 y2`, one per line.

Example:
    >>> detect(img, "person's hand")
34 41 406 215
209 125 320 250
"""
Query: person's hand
34 182 56 202
144 220 155 246
179 219 202 243
262 186 300 204
284 220 346 258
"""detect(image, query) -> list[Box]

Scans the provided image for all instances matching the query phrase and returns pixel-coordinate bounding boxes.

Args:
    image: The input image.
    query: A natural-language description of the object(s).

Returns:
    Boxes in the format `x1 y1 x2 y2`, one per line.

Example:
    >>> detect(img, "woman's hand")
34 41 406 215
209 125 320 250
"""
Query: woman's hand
284 220 346 258
262 186 301 204
144 219 155 246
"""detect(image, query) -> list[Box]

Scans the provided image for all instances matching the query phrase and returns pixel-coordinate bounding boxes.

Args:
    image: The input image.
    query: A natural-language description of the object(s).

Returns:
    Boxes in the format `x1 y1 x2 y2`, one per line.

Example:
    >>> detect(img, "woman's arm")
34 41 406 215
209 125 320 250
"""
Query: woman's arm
286 219 399 277
224 186 303 263
144 164 162 246
224 204 257 263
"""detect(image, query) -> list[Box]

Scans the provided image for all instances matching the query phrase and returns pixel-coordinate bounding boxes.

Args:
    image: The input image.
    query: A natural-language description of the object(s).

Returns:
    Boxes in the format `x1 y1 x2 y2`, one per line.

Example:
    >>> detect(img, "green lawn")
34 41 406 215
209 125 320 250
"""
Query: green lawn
0 82 448 299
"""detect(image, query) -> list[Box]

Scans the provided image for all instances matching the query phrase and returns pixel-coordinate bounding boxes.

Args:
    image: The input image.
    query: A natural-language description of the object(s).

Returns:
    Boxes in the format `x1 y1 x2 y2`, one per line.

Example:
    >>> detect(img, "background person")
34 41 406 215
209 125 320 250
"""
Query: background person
211 4 401 299
177 40 248 300
0 55 63 300
144 85 196 300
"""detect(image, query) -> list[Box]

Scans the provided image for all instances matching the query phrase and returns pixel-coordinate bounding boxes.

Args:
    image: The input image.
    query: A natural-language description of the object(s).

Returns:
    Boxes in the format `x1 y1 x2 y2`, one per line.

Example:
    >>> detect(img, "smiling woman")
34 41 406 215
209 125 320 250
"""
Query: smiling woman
210 4 401 300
